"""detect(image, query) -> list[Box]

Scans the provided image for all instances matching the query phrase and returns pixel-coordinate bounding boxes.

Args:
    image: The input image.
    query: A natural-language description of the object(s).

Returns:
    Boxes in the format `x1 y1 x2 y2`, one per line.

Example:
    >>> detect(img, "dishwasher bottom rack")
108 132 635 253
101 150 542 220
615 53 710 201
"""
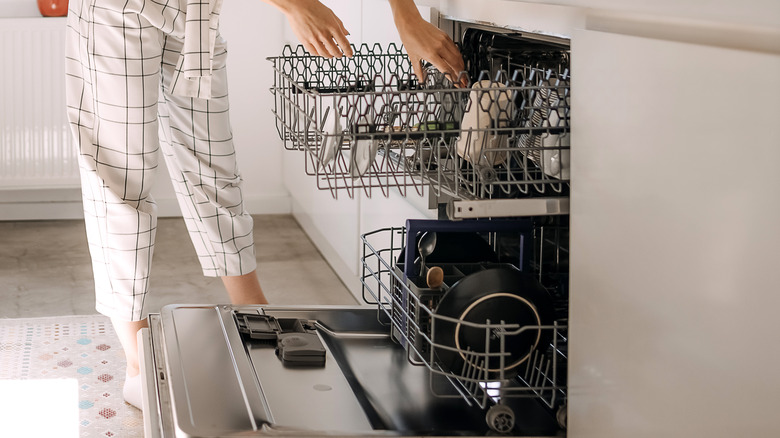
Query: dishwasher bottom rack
361 225 568 426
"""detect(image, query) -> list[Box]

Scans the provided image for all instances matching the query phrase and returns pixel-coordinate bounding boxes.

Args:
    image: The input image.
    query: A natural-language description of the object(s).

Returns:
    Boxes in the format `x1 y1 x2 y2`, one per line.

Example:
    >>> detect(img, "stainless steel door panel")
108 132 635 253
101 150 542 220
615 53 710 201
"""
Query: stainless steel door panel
142 305 561 437
160 305 270 437
245 342 373 432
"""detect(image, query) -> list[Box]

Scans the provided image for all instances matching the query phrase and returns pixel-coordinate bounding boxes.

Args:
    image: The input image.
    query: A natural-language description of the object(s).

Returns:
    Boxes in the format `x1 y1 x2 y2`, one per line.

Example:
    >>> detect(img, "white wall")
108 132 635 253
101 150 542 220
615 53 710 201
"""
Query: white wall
212 0 290 214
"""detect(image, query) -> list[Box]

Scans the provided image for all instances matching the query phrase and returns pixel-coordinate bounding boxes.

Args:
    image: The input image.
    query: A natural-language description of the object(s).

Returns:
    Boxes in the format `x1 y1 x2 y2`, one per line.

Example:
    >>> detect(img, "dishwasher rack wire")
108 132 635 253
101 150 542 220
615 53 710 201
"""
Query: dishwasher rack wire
360 220 568 427
268 42 571 201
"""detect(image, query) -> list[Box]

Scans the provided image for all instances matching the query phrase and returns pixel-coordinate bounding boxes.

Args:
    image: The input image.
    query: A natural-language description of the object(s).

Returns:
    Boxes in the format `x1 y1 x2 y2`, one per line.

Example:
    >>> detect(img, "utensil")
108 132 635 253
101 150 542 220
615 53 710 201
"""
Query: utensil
398 232 498 265
417 232 437 278
456 80 513 166
400 218 530 280
426 266 444 289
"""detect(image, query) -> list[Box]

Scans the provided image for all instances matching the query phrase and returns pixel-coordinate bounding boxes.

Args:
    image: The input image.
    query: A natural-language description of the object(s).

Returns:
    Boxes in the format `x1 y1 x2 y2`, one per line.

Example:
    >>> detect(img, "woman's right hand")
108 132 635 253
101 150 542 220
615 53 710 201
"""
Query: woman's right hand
265 0 353 58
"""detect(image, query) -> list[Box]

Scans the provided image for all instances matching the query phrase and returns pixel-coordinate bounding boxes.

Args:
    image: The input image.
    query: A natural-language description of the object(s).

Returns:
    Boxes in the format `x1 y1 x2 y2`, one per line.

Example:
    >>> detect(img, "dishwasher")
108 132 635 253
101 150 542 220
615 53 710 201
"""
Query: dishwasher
139 18 571 438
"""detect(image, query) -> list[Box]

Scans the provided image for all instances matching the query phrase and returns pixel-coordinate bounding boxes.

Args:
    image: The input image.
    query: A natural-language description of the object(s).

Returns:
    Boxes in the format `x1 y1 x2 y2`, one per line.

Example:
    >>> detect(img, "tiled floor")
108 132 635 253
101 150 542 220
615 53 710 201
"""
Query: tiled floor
0 214 356 319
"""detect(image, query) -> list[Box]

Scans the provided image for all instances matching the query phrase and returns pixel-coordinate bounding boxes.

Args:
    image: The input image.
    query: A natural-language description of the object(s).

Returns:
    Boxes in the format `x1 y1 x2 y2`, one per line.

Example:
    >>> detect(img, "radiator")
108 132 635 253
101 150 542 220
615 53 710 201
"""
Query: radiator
0 18 79 189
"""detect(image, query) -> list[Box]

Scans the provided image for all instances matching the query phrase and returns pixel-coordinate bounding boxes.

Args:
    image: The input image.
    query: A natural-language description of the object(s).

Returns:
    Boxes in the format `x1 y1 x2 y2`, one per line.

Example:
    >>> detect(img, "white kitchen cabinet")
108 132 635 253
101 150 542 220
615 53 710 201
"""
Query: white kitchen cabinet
568 27 780 438
284 150 362 293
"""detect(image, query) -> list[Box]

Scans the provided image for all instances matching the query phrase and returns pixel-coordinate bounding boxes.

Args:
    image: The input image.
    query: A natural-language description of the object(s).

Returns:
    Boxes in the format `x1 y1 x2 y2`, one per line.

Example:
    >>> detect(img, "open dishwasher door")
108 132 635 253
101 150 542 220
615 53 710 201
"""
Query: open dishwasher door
139 304 562 437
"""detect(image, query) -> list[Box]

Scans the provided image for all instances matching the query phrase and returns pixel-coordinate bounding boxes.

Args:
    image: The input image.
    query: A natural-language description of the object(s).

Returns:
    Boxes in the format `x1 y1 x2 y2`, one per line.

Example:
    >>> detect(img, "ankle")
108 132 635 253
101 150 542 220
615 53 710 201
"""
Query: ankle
126 366 140 378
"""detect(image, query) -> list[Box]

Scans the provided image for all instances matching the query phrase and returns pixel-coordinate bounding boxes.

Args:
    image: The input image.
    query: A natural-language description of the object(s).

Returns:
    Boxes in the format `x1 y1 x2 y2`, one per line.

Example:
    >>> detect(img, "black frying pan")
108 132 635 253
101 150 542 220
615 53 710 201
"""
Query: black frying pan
431 266 554 381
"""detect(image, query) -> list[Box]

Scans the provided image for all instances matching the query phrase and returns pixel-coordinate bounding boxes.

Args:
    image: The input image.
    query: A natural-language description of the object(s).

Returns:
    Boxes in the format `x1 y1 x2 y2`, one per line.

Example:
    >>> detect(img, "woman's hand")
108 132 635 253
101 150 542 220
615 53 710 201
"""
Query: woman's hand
265 0 353 58
389 0 466 87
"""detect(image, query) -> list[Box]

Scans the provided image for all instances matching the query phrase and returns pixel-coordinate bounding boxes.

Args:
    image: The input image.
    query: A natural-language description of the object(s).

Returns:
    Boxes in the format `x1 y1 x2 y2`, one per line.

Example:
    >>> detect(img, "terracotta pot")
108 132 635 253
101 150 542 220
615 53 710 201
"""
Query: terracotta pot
38 0 68 17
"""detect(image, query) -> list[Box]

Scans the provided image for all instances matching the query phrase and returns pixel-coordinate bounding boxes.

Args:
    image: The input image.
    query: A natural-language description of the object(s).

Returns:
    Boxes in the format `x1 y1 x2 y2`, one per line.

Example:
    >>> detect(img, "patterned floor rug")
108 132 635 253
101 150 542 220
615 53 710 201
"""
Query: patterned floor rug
0 315 144 438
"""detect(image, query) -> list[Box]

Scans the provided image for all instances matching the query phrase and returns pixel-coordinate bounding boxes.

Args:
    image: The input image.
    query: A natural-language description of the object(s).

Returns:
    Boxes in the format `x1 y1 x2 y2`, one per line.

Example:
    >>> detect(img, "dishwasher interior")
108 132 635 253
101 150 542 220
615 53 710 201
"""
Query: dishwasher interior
142 18 571 438
269 18 571 432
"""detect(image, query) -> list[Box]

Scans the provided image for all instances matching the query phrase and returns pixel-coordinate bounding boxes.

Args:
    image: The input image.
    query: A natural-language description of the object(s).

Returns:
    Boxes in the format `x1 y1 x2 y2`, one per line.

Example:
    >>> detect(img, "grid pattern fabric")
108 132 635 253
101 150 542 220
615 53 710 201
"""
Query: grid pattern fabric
65 0 255 321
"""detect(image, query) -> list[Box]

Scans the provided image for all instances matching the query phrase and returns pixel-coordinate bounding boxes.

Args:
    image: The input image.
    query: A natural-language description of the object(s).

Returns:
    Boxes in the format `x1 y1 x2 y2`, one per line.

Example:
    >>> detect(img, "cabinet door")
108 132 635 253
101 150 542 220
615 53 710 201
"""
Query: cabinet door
569 29 780 437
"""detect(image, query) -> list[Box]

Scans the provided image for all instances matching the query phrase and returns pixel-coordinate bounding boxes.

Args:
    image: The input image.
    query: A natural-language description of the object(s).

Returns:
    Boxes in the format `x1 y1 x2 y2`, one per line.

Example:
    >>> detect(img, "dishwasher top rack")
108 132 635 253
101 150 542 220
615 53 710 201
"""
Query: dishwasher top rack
268 40 571 216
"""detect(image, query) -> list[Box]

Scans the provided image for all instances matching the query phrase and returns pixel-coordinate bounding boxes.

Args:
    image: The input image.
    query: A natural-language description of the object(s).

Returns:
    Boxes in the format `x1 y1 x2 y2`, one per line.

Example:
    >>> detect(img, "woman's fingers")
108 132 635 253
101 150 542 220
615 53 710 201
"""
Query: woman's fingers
408 42 466 87
431 33 467 86
410 55 425 84
281 0 353 58
425 57 455 85
302 31 348 58
308 40 326 58
333 29 353 57
338 19 349 38
320 36 342 58
444 41 465 72
433 55 466 87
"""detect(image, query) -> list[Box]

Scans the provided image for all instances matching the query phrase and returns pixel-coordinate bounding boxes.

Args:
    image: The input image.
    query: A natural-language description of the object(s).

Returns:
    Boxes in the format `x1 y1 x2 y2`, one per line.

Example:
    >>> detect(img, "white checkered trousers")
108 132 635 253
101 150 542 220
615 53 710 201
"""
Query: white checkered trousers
65 0 257 320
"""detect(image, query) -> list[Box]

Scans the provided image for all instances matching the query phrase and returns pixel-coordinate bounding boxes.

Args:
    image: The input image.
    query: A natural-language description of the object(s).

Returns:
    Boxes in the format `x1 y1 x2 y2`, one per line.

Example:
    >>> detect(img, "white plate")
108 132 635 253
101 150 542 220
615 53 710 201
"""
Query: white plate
349 137 380 178
319 106 342 168
456 80 513 167
520 79 570 179
543 91 570 179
